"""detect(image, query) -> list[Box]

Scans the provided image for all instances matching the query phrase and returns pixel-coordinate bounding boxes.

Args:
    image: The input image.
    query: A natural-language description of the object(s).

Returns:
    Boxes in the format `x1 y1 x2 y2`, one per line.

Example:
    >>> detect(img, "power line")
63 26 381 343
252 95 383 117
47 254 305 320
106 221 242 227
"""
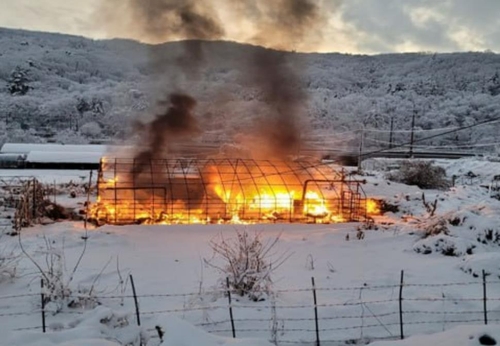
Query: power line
214 116 500 183
364 137 500 149
364 125 460 134
360 117 500 158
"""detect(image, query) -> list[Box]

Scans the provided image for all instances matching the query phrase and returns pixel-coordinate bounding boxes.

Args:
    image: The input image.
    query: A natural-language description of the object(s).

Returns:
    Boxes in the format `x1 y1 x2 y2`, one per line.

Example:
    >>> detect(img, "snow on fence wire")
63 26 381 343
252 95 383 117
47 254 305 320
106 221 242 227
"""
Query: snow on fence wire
1 272 500 345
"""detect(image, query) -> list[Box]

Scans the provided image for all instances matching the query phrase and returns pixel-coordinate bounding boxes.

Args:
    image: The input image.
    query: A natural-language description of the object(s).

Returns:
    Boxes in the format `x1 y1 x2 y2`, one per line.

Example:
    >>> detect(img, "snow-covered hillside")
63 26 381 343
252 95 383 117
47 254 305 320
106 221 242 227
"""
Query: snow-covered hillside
1 28 500 152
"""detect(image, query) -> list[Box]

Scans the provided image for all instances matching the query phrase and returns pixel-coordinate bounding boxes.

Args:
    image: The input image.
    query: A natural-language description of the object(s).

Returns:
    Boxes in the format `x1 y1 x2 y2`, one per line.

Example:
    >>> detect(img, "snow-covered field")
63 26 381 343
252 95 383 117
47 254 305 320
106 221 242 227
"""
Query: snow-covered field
1 158 500 346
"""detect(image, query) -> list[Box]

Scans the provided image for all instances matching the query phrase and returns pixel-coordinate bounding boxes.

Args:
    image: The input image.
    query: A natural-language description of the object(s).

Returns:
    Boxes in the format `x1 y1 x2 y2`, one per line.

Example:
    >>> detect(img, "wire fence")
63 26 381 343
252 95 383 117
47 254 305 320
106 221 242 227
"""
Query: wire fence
1 271 500 345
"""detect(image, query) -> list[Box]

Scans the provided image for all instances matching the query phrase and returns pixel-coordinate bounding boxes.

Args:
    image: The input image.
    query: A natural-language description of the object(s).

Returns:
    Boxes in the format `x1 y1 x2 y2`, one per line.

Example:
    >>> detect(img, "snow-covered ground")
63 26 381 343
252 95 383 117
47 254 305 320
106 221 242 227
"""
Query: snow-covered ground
0 169 90 184
1 158 500 345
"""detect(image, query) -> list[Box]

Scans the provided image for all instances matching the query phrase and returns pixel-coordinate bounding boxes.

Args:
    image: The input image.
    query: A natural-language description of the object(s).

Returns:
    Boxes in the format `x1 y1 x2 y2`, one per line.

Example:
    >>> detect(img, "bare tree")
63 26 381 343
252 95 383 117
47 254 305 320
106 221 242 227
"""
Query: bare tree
205 228 291 301
18 232 91 312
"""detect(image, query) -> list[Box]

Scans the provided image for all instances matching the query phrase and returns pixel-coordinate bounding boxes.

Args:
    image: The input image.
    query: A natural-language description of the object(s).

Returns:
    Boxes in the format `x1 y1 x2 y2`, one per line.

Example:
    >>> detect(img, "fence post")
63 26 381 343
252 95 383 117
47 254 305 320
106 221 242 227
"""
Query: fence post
483 269 488 325
129 274 141 326
41 278 46 333
399 270 404 340
226 277 236 338
312 277 320 346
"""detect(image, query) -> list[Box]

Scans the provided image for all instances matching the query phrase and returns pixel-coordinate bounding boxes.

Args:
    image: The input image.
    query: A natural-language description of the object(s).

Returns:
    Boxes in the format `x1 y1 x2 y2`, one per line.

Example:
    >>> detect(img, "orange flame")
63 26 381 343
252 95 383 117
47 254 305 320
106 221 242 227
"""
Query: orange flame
366 199 381 215
89 161 361 225
303 191 329 218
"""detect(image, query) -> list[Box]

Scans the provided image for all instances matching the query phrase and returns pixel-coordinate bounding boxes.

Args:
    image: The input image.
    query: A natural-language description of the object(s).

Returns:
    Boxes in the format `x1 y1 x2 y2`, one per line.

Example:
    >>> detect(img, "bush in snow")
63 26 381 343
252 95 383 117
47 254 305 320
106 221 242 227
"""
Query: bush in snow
387 160 450 189
460 253 500 278
414 234 475 256
80 121 103 138
476 228 500 246
422 217 450 238
19 233 100 313
7 66 31 95
206 228 290 301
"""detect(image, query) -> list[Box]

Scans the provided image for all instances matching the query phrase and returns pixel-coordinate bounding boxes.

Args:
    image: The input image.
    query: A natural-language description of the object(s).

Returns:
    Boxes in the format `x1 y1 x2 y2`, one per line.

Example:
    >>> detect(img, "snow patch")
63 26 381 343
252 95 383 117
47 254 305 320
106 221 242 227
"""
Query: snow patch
156 315 274 346
370 325 499 346
460 253 500 278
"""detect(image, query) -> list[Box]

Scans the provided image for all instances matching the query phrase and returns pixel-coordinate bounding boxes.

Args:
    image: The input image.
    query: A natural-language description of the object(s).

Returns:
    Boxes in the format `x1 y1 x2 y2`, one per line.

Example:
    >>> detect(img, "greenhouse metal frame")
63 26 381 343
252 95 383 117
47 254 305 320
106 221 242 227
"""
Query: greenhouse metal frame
93 158 368 225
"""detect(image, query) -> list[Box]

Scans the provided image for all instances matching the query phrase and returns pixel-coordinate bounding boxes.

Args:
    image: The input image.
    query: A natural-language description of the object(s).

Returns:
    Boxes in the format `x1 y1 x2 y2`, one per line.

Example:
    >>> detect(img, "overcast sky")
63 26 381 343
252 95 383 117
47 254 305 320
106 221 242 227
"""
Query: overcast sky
1 0 499 54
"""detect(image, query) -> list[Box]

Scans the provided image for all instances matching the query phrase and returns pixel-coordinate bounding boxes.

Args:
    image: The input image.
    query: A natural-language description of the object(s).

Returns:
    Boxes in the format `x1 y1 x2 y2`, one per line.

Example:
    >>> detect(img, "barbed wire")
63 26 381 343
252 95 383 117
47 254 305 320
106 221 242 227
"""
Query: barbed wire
403 310 486 315
402 319 487 326
6 279 499 303
2 276 500 345
0 311 37 317
141 305 226 315
195 320 231 327
67 290 223 300
12 326 43 331
405 280 500 287
405 297 485 302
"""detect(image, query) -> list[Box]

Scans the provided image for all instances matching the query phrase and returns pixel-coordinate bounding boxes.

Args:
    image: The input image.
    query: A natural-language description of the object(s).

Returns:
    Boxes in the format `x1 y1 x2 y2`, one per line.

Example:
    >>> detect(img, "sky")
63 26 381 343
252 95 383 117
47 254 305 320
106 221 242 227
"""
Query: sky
0 0 499 54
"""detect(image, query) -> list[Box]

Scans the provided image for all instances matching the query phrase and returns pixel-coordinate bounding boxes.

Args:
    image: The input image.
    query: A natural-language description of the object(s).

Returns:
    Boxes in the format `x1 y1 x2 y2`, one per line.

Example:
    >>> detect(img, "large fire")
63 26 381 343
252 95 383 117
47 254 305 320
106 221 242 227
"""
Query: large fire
90 158 373 225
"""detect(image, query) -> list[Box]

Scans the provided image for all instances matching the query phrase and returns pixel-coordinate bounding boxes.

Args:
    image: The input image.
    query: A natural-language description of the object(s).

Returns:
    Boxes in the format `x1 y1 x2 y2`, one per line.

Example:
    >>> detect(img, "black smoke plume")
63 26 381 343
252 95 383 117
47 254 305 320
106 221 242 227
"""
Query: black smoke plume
98 0 328 160
134 93 199 170
237 0 325 158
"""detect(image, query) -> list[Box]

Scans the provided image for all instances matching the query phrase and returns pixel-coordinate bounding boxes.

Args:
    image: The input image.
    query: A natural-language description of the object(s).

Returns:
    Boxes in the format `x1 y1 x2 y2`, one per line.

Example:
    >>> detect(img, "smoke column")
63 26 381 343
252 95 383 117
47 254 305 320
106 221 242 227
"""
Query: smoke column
226 0 327 158
98 0 225 164
134 94 199 170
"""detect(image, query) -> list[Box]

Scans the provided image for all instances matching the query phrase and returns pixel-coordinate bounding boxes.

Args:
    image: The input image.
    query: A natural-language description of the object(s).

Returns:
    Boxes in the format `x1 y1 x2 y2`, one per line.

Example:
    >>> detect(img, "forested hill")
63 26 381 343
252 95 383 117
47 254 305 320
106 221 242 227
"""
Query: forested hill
1 27 499 151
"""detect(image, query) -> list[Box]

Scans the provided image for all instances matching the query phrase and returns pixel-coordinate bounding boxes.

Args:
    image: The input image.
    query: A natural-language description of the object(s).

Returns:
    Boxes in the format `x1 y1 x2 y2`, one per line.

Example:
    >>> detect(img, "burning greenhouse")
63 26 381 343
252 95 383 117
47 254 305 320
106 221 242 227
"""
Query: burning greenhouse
91 157 371 225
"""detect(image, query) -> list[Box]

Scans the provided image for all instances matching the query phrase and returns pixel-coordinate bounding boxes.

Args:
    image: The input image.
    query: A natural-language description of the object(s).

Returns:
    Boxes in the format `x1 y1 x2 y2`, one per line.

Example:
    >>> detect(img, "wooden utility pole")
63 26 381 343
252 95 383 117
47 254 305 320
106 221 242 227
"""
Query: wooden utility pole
357 128 365 172
389 117 394 149
409 107 416 158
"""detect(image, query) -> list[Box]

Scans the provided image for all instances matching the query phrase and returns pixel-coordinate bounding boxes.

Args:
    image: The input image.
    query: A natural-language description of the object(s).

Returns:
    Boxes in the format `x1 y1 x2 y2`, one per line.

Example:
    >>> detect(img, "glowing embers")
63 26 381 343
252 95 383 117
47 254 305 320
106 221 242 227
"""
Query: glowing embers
303 191 329 218
250 191 294 212
366 199 382 215
91 158 367 225
215 187 296 221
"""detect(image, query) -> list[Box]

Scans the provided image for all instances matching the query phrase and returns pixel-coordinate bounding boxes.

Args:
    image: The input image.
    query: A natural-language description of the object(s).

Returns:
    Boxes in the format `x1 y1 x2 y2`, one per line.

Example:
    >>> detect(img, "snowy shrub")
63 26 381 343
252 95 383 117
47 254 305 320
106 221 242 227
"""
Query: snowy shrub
19 234 99 313
414 235 475 256
460 253 500 278
206 228 290 301
7 66 31 95
387 160 450 189
421 193 438 217
80 121 102 138
476 228 500 246
422 217 449 238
